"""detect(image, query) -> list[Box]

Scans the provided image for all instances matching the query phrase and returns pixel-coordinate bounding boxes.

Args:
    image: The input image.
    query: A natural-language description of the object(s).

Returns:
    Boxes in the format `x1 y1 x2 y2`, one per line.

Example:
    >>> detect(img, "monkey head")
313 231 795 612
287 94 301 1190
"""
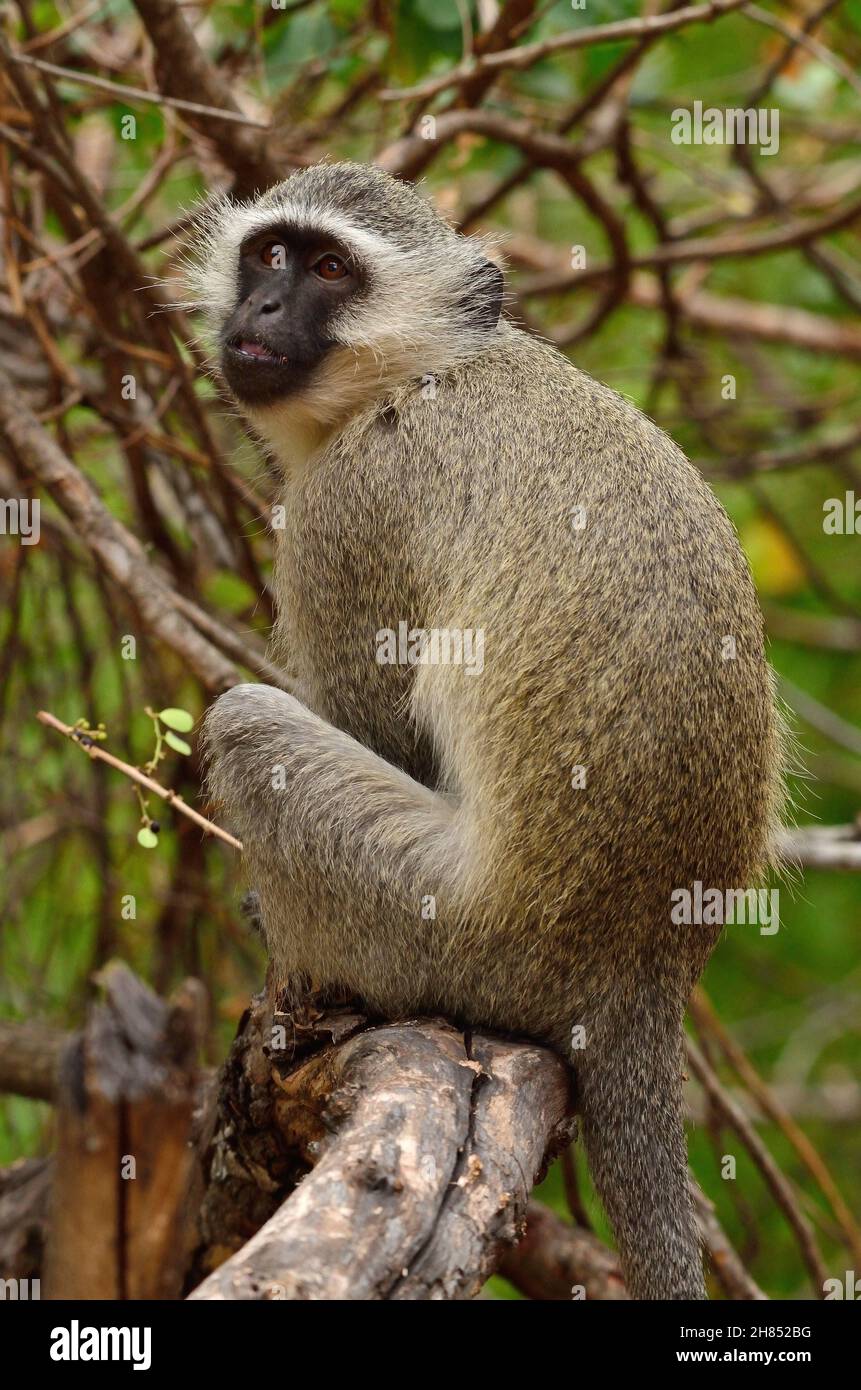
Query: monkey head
182 163 504 443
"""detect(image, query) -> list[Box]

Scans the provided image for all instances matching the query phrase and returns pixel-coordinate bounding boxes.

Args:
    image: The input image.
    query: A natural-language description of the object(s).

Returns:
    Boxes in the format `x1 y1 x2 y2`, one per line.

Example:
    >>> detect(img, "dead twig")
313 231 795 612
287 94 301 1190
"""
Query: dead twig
36 710 242 852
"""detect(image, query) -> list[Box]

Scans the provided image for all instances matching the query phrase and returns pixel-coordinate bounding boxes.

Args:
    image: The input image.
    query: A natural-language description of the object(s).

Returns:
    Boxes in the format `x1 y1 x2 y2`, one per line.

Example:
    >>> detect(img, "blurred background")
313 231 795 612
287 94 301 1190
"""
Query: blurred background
0 0 859 1299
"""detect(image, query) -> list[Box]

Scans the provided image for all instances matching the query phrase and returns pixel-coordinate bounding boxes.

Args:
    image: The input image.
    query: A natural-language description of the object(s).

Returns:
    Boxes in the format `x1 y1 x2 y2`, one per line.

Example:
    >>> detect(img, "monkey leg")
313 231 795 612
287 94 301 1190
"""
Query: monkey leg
576 1000 706 1300
203 683 462 1012
205 685 707 1300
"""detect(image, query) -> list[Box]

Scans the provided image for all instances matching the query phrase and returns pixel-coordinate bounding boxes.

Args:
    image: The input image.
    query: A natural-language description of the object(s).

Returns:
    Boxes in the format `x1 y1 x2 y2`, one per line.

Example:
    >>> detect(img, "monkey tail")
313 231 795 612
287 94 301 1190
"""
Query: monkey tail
576 1001 706 1300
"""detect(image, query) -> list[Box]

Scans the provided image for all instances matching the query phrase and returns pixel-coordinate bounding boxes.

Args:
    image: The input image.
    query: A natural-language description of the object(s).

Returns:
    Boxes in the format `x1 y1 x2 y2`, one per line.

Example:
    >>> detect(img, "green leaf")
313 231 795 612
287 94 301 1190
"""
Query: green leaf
158 707 194 732
137 827 159 849
164 731 191 756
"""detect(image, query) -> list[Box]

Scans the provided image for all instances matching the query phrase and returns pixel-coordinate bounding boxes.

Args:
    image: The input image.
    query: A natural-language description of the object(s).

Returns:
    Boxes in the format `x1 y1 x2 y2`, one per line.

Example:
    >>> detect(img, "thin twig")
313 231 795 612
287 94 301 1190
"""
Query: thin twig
742 4 861 100
690 1182 768 1300
6 53 270 128
380 0 751 102
778 825 861 873
36 710 242 852
691 989 861 1267
686 1038 829 1295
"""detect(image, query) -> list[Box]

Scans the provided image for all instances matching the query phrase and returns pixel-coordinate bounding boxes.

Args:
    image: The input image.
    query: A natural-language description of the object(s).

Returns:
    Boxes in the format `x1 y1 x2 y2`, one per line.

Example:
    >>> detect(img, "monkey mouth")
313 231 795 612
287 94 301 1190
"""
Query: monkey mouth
221 333 315 404
229 336 286 366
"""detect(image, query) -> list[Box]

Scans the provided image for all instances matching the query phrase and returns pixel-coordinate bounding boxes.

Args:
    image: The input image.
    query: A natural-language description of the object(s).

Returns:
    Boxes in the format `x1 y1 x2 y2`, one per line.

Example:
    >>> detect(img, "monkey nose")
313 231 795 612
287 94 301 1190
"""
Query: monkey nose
243 286 284 318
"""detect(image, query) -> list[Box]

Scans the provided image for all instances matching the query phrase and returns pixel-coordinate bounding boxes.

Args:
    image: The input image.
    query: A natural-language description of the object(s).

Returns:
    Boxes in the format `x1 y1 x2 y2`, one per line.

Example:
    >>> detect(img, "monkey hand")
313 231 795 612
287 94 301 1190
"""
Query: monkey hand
203 678 455 906
202 682 310 845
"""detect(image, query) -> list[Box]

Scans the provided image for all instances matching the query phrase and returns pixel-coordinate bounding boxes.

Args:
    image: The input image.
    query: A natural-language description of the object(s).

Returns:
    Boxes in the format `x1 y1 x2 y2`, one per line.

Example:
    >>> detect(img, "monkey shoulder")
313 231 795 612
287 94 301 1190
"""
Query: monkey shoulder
364 324 734 548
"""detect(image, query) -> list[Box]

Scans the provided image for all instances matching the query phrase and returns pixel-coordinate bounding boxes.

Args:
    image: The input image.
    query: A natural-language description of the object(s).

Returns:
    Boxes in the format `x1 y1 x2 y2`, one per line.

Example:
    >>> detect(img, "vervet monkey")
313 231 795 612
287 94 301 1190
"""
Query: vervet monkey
191 163 783 1300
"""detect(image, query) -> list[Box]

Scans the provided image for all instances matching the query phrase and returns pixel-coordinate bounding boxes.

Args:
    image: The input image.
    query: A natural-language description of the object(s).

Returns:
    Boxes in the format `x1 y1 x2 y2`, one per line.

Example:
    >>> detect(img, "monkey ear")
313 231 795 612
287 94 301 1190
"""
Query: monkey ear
467 258 504 332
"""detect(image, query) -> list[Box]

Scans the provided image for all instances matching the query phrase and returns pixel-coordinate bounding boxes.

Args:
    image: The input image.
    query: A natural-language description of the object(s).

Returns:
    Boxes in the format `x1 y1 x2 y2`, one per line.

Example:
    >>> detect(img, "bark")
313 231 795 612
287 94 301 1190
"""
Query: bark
0 1158 52 1286
43 964 203 1300
190 989 574 1299
499 1199 629 1300
0 1021 66 1102
130 0 284 196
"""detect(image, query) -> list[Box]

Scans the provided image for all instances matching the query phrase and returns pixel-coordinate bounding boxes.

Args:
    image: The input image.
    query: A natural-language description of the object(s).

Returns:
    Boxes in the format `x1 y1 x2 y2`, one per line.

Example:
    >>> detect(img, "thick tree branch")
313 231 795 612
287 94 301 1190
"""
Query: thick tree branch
0 369 240 694
128 0 282 195
498 1199 628 1300
190 1008 573 1300
0 1021 67 1102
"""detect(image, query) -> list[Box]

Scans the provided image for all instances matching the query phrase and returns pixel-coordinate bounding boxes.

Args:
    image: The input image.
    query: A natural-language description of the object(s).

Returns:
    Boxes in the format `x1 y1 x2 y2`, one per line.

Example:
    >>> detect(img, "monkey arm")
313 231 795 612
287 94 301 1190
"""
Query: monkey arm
203 683 462 1010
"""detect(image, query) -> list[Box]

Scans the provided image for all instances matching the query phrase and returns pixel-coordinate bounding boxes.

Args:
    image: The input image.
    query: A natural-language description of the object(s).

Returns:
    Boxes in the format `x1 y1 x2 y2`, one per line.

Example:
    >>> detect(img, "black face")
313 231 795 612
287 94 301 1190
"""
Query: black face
220 227 363 405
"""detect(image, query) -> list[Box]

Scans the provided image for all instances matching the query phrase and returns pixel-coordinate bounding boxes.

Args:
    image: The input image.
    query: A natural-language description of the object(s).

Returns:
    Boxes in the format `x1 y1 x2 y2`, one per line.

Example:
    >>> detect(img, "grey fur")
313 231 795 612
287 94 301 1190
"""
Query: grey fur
200 163 784 1300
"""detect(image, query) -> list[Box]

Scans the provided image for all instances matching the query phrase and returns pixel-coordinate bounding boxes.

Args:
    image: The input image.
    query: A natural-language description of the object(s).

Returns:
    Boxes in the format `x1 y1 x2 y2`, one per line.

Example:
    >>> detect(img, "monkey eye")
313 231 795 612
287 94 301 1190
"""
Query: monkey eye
312 253 349 282
259 240 287 269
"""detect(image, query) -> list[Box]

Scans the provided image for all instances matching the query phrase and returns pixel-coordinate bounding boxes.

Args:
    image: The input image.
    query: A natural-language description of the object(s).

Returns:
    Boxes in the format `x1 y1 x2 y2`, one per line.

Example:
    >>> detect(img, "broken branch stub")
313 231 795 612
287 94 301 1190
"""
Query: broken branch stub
44 963 203 1300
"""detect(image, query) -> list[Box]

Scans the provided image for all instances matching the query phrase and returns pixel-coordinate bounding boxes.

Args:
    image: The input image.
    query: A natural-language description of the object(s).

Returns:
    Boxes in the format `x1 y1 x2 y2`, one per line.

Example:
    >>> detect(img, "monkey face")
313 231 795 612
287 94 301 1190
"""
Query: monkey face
220 227 365 405
186 165 506 425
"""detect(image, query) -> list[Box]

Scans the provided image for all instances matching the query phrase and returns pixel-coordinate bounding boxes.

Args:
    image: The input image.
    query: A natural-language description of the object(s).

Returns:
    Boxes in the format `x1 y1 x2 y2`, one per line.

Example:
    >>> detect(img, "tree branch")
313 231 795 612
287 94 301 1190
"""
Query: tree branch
128 0 283 194
380 0 751 104
190 1009 573 1300
0 368 240 694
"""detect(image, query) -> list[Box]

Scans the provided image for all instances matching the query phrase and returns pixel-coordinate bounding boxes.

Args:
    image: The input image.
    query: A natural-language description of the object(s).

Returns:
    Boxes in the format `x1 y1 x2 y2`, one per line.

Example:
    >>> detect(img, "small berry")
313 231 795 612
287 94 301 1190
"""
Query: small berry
149 821 160 834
